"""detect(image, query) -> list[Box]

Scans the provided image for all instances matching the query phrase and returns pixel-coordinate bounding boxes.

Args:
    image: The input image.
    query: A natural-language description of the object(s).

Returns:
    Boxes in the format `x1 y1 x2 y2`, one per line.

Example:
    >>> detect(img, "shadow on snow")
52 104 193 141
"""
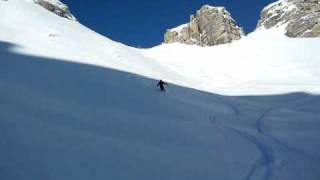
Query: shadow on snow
1 41 320 180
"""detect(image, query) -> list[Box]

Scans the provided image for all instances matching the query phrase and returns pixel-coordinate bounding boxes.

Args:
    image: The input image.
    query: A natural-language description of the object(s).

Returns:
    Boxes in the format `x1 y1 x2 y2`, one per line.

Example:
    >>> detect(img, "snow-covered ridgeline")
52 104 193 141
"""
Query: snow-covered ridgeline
257 0 320 37
34 0 77 20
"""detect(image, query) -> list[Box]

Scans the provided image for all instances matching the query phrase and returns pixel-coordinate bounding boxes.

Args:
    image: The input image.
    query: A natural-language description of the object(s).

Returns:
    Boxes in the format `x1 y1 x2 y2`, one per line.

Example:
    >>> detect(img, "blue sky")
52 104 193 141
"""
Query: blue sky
64 0 276 48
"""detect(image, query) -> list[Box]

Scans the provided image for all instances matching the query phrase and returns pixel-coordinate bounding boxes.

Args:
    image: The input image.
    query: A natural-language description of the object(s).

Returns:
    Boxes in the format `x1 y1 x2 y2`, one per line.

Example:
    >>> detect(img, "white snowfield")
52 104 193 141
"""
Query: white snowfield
0 0 320 180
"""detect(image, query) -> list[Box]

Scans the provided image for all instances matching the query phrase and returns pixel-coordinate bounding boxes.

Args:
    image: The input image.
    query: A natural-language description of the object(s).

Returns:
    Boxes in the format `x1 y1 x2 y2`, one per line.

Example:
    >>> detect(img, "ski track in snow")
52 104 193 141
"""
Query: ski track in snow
214 96 240 115
205 93 320 180
228 96 310 180
231 129 276 180
208 115 229 140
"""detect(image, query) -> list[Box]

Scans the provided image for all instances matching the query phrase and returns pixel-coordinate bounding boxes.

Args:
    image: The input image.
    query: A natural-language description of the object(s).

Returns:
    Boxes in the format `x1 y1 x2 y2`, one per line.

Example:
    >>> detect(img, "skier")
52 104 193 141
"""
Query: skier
157 80 167 92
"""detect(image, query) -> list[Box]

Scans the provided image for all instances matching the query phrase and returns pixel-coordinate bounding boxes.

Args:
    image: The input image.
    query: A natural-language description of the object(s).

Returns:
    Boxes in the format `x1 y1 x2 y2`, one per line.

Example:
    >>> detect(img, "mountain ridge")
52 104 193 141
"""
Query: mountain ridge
257 0 320 37
34 0 76 20
164 5 244 46
165 0 320 46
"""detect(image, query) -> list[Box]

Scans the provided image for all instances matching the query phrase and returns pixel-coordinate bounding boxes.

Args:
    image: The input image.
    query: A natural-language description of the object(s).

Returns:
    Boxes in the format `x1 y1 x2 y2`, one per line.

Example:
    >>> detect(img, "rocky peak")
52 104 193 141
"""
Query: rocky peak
257 0 320 37
34 0 76 21
164 5 244 46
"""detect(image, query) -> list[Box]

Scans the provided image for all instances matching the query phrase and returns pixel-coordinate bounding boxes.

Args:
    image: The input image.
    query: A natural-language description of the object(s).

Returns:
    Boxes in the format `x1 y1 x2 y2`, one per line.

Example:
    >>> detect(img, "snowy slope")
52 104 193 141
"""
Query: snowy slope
144 27 320 95
0 0 183 83
1 0 320 180
1 41 320 180
1 0 320 95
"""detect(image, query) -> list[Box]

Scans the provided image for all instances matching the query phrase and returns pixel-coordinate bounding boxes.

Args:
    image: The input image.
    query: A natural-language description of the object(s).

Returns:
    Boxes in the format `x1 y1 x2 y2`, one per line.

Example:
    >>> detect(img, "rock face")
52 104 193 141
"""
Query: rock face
34 0 76 21
164 5 244 46
257 0 320 37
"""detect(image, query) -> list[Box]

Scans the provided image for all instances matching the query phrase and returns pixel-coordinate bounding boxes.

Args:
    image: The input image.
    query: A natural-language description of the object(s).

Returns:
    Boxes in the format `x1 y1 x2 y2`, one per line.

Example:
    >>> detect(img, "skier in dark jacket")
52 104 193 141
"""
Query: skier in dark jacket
157 80 167 92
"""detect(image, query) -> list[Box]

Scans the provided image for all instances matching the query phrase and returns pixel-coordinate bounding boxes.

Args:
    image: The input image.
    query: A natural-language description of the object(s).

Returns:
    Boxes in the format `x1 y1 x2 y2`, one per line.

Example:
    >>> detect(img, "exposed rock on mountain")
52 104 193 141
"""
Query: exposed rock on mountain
257 0 320 37
34 0 76 21
164 5 244 46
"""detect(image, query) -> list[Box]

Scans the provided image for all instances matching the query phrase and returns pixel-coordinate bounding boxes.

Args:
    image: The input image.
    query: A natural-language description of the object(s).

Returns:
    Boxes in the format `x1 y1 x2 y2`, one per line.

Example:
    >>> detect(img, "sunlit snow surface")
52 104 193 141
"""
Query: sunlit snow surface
0 0 320 180
144 29 320 95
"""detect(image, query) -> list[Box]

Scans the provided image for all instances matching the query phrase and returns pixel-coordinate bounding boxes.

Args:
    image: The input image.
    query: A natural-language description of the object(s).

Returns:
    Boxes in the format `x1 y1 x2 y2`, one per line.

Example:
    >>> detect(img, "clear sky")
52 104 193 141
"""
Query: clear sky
63 0 276 48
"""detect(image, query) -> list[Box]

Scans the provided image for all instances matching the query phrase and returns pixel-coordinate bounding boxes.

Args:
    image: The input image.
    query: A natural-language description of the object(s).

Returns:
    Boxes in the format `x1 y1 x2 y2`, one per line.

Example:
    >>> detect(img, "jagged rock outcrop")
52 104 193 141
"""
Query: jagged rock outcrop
164 5 244 46
34 0 76 21
257 0 320 37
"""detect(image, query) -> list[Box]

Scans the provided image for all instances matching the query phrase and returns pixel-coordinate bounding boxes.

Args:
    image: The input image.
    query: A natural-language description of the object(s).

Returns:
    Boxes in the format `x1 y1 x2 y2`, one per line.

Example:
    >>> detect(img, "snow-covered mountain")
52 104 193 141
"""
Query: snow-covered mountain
164 5 244 46
34 0 76 20
1 0 320 180
257 0 320 37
